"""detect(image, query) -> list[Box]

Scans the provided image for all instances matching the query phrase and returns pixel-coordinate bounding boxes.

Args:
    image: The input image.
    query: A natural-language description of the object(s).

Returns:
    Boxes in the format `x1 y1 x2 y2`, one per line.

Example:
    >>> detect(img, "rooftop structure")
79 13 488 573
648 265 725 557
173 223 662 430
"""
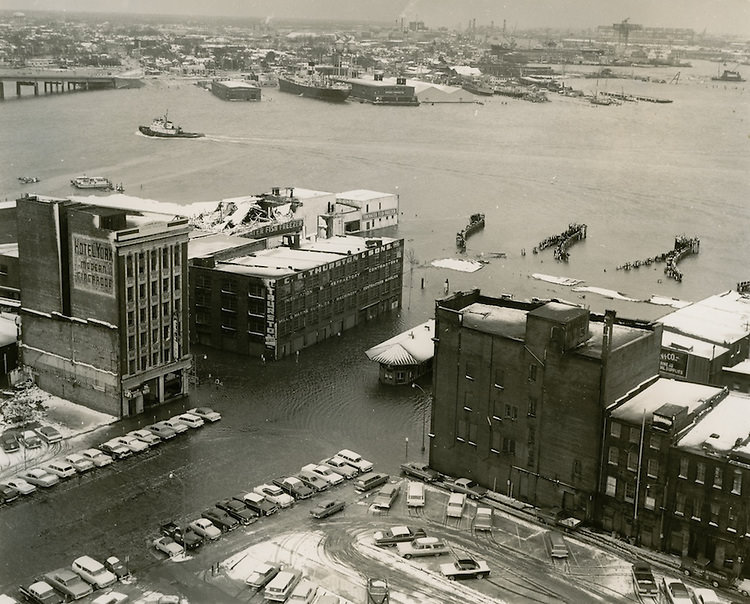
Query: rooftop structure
365 319 434 385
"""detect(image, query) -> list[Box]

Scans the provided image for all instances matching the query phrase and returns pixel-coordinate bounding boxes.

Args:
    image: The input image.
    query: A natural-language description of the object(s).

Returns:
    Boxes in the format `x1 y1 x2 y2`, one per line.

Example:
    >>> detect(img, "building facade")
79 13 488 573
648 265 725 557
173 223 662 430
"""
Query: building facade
17 195 191 417
189 234 403 360
430 290 661 520
211 79 261 101
0 243 20 309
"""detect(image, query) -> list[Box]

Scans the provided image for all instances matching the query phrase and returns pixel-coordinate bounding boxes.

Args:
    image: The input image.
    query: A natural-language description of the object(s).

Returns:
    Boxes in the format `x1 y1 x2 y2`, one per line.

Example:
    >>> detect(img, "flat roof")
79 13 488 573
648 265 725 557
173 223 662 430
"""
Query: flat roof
661 331 729 359
188 231 257 260
0 243 19 258
214 79 259 88
529 302 587 323
336 189 394 202
461 303 528 340
577 321 652 358
657 290 750 345
724 359 750 376
0 200 16 210
611 378 724 423
676 391 750 455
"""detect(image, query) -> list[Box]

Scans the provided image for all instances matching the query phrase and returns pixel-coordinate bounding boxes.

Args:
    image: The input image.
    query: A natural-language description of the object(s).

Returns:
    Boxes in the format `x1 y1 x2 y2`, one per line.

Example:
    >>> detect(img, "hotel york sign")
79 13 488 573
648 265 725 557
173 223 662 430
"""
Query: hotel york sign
72 236 115 297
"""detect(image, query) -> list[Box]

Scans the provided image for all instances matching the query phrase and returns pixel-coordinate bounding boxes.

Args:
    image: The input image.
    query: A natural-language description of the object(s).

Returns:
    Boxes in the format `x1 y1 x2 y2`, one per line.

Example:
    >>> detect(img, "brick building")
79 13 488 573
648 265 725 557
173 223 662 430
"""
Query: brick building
430 290 661 520
17 195 191 416
0 242 20 309
189 234 403 359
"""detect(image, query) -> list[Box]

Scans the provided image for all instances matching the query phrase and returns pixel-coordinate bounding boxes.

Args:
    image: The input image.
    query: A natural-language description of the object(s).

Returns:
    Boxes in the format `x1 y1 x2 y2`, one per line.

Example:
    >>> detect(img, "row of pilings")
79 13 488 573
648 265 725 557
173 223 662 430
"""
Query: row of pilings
532 223 587 262
616 235 700 282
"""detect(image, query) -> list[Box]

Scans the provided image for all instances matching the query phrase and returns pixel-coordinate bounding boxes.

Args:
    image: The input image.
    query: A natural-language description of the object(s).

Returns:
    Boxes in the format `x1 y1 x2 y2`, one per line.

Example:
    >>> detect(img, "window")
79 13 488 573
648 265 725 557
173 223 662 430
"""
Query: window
728 506 737 532
610 421 621 438
692 497 702 521
608 446 619 465
127 286 134 303
650 433 661 450
163 325 170 339
624 482 635 503
528 396 537 417
627 450 638 472
173 245 181 265
502 437 516 455
127 311 134 327
528 363 537 382
606 476 617 497
152 328 158 343
713 467 723 489
128 359 135 374
710 502 720 526
629 426 640 444
732 470 742 495
490 428 501 453
647 458 658 479
696 462 705 484
151 281 158 296
139 283 146 298
494 368 504 389
679 457 689 479
152 352 159 366
675 492 686 515
645 492 656 510
127 335 134 350
465 362 475 380
163 277 169 292
150 252 157 271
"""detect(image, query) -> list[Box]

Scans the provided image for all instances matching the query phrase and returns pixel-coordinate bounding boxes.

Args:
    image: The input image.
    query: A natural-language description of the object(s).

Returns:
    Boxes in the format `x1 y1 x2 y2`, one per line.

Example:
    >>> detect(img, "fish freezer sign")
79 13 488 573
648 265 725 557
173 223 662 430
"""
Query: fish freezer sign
72 236 115 297
660 348 688 377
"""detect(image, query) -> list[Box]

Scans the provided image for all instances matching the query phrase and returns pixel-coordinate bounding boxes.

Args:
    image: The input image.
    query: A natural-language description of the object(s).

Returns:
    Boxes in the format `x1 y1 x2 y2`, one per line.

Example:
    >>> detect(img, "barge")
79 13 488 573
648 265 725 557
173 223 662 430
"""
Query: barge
456 213 485 250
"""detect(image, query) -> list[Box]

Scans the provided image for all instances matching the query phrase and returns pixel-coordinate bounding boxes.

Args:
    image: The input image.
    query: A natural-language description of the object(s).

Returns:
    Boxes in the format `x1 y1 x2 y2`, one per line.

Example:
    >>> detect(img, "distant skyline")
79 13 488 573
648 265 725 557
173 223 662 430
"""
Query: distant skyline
2 0 750 36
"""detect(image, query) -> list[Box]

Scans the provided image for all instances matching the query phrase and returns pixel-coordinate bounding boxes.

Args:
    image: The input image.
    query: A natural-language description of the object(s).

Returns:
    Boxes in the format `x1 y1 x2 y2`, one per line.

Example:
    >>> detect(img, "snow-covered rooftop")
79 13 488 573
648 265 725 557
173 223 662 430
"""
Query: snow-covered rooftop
336 189 393 202
0 243 19 258
611 378 724 423
657 290 750 345
0 314 16 347
661 331 729 360
365 320 435 366
676 391 750 456
724 359 750 376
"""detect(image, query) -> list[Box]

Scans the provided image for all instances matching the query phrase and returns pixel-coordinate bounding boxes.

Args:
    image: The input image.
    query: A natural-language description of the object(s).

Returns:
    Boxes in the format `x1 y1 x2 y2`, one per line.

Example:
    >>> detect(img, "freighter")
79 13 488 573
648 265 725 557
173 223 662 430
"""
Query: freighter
278 72 351 102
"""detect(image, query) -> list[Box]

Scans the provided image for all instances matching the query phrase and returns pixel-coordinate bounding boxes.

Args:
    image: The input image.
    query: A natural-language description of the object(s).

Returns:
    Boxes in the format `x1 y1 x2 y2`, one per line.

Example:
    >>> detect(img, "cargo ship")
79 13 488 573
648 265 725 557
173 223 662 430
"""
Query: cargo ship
139 113 204 138
278 74 351 102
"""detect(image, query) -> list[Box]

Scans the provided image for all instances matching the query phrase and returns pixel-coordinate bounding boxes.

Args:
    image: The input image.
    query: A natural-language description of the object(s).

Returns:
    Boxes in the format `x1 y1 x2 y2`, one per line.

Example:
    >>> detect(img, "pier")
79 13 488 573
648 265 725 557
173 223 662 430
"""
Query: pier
456 213 485 250
0 72 140 100
533 223 587 261
600 91 673 104
616 235 700 281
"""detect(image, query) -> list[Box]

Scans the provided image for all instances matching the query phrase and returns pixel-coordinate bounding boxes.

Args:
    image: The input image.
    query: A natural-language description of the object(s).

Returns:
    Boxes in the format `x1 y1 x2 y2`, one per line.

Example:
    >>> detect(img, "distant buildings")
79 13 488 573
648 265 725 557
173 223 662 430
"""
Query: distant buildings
16 195 191 417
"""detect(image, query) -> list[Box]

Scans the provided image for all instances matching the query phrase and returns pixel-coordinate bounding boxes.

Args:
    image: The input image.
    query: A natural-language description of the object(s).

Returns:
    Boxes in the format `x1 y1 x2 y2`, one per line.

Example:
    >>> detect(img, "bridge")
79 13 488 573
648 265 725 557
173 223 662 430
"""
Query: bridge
0 71 141 99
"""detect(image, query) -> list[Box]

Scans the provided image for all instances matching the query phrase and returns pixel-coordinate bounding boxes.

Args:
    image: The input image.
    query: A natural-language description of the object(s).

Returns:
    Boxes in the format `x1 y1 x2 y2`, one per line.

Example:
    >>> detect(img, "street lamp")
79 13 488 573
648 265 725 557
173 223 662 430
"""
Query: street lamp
411 382 430 453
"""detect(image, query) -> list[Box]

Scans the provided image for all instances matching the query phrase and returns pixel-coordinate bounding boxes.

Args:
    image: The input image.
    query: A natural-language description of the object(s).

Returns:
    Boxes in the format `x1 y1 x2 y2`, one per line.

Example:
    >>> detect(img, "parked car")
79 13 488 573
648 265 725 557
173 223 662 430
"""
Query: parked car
264 569 302 603
288 578 317 604
336 449 373 473
400 461 440 482
189 518 222 541
162 418 189 434
631 562 658 599
238 491 279 516
216 498 258 525
396 537 450 559
446 477 488 500
63 453 95 473
301 464 344 486
34 426 62 444
187 406 221 422
98 440 132 460
18 430 42 449
691 587 721 604
473 507 494 532
680 557 735 589
374 525 427 547
439 556 491 580
273 476 314 500
111 436 149 454
296 470 330 493
365 578 388 604
202 508 240 532
254 484 294 508
310 499 345 519
1 430 20 453
244 562 280 589
160 521 203 550
44 459 76 479
42 568 93 600
174 413 204 428
661 578 692 604
90 592 128 604
19 468 59 488
153 536 184 558
2 478 36 495
145 422 177 440
71 556 117 589
320 456 358 479
127 429 161 446
446 492 466 518
738 577 750 596
80 448 113 467
18 581 62 604
372 482 401 510
104 557 129 580
0 483 20 504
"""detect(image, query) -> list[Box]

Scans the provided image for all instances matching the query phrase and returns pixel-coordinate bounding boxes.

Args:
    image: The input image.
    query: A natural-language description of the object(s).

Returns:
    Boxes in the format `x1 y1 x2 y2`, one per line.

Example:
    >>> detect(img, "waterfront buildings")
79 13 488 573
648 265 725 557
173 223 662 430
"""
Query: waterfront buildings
345 75 420 106
429 289 662 520
16 195 192 417
211 79 261 101
189 234 403 360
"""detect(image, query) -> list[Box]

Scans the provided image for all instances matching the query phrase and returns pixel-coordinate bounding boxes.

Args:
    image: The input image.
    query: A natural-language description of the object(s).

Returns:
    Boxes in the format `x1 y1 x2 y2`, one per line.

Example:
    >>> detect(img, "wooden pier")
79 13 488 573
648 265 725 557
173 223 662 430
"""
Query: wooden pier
0 72 140 100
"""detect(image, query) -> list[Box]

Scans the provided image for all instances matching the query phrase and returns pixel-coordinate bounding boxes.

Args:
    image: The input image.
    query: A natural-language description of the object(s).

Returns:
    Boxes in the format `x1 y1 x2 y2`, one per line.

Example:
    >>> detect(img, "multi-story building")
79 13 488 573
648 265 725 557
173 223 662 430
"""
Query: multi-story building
430 290 661 520
16 195 191 417
600 378 728 549
189 234 403 359
0 242 20 309
320 190 399 236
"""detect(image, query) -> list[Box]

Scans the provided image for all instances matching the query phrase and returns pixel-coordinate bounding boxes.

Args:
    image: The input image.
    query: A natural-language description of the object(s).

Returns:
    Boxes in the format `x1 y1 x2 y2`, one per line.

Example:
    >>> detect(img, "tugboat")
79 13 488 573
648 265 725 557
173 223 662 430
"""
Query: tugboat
70 175 115 190
139 112 204 138
18 176 40 184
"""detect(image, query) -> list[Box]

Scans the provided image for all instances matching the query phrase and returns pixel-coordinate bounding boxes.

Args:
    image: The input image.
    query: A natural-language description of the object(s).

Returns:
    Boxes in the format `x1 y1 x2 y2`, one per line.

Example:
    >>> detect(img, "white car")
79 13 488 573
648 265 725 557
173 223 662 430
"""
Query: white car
112 435 149 453
20 468 60 488
44 459 77 479
175 413 205 428
153 536 184 558
188 406 221 422
254 483 294 508
301 464 344 486
162 418 189 434
320 456 358 479
2 478 36 495
189 517 221 540
337 449 373 473
91 592 129 604
81 448 114 467
128 429 161 446
64 452 95 473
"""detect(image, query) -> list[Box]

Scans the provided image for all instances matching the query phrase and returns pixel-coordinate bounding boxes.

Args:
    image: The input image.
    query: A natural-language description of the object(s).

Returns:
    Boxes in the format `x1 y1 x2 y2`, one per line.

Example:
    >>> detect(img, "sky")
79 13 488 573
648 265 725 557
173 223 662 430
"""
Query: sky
2 0 750 36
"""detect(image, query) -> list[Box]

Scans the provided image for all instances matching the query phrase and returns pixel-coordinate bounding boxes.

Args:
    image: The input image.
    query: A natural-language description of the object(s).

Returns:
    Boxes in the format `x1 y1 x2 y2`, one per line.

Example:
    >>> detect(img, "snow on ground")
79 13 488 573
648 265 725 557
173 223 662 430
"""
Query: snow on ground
647 295 691 309
431 258 484 272
572 286 641 302
531 273 585 286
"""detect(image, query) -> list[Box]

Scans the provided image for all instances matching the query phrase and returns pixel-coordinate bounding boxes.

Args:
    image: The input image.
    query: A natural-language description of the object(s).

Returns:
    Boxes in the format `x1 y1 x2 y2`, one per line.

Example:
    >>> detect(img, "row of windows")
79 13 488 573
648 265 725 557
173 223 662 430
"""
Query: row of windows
126 276 180 305
608 447 660 477
678 458 742 494
610 421 662 450
126 347 174 375
465 363 538 383
124 245 181 279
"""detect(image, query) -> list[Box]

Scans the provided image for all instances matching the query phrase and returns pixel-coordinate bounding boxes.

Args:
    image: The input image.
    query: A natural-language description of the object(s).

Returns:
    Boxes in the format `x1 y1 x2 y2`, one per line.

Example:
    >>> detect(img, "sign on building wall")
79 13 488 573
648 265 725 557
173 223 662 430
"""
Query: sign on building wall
72 236 115 297
265 281 276 348
659 348 688 377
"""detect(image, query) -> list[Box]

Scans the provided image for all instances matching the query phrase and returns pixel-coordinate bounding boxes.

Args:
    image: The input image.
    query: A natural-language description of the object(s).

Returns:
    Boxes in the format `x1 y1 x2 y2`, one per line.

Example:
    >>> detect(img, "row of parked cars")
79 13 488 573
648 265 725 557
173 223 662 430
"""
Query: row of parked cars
244 563 341 604
1 423 63 454
153 449 376 557
0 407 221 505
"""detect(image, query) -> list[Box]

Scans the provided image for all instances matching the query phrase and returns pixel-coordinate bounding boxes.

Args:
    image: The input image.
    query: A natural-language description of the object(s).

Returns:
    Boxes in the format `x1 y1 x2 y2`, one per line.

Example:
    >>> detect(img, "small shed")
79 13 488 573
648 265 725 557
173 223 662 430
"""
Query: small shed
365 320 434 385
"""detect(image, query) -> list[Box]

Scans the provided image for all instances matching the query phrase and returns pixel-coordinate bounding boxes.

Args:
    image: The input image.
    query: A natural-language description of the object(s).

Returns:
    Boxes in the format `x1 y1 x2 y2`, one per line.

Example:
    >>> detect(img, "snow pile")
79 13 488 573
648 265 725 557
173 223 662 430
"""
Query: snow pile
431 258 484 273
572 286 640 302
532 273 584 286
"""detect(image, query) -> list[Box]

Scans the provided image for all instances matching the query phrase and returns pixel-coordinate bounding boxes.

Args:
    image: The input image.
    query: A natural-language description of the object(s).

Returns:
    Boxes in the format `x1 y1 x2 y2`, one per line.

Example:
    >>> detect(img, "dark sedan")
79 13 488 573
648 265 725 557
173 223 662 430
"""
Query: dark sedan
0 483 20 504
216 499 258 525
202 508 240 532
1 430 20 453
400 461 440 482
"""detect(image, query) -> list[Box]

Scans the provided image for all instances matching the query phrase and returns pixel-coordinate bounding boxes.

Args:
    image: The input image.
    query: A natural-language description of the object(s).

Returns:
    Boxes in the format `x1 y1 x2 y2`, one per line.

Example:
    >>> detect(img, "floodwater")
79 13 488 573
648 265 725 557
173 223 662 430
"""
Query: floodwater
0 60 748 590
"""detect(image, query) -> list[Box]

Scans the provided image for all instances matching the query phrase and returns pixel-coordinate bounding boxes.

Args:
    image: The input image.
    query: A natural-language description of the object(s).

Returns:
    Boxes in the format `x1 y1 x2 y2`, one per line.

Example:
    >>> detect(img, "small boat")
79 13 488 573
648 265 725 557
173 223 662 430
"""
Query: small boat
18 176 40 184
139 112 204 138
70 175 114 190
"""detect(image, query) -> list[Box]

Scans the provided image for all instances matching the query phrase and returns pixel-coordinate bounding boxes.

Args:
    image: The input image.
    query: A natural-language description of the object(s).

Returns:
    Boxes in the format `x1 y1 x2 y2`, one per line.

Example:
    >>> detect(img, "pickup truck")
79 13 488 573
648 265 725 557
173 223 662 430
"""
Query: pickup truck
160 521 203 550
439 557 491 580
18 581 62 604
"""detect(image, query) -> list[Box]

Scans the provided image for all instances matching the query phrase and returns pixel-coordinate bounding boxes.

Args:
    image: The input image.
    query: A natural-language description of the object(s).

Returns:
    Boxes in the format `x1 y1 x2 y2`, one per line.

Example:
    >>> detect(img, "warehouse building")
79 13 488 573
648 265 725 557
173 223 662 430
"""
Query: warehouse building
211 79 261 101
